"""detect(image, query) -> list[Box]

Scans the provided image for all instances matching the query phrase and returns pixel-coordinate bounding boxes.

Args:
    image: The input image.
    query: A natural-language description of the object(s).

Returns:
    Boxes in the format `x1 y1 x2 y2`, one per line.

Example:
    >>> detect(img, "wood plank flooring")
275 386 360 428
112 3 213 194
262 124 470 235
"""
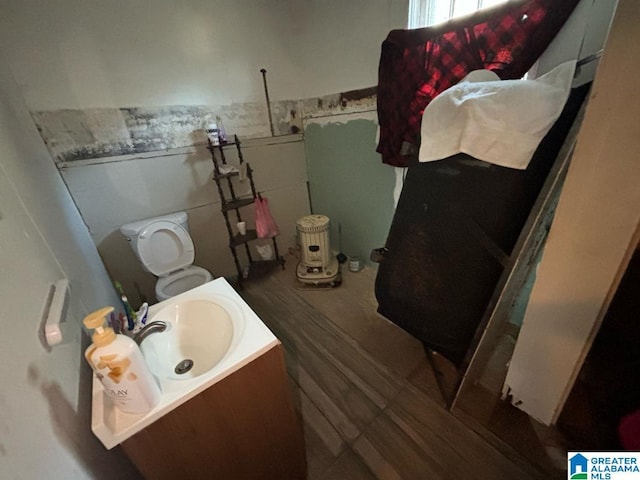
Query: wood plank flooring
240 258 549 480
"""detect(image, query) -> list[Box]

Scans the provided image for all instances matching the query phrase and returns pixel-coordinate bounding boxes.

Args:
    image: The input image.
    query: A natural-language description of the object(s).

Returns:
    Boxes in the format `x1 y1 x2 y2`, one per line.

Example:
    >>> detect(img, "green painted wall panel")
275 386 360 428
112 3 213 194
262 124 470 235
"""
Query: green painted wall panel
304 118 395 265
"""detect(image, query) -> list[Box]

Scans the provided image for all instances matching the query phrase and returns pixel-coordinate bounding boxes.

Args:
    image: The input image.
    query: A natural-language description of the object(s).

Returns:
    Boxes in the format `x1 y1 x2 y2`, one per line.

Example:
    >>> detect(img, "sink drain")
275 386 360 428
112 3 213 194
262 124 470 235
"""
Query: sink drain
174 359 194 375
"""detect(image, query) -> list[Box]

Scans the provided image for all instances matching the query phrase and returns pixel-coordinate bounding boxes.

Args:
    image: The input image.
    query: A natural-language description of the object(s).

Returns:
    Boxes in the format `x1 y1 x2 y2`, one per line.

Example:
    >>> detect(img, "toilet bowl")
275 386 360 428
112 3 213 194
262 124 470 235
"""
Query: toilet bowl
155 265 212 301
120 212 213 301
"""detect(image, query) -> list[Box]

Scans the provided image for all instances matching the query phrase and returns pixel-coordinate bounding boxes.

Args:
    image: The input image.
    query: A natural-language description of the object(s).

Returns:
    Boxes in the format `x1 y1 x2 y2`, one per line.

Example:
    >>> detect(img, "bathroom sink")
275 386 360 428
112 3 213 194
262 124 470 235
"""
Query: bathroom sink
140 295 244 380
90 278 279 450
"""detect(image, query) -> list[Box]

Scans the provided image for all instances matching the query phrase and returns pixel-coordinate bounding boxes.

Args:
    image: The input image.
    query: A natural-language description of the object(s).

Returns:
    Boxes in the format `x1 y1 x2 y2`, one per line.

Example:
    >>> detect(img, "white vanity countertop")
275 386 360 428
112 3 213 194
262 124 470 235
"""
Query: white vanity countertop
91 278 278 449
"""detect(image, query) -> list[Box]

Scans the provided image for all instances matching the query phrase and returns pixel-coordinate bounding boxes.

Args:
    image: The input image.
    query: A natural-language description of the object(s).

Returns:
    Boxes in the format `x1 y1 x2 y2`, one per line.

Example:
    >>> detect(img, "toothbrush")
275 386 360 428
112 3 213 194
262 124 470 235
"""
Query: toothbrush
109 311 121 334
137 302 149 326
114 281 137 330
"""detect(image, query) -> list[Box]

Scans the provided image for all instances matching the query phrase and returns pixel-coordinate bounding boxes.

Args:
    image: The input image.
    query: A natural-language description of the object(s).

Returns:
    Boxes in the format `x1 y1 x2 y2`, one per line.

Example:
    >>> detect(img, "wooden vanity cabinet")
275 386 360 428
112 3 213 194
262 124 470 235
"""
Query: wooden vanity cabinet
121 344 307 479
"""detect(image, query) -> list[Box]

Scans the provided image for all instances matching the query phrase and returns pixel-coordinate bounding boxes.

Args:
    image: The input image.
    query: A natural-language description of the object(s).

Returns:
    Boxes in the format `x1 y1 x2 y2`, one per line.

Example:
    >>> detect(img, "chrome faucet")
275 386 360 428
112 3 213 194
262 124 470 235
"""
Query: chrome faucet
133 321 168 345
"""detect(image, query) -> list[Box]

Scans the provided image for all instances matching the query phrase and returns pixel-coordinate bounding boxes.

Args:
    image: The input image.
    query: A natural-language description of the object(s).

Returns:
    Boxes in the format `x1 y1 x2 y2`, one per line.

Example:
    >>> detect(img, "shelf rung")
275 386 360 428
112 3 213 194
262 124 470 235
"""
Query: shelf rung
207 137 239 150
213 171 240 181
231 229 258 247
222 197 255 212
245 259 285 280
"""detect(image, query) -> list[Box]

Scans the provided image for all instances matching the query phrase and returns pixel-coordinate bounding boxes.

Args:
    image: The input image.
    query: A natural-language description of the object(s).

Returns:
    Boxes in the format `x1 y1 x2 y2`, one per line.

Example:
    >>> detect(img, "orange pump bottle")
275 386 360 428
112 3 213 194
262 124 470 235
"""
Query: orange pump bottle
83 306 161 414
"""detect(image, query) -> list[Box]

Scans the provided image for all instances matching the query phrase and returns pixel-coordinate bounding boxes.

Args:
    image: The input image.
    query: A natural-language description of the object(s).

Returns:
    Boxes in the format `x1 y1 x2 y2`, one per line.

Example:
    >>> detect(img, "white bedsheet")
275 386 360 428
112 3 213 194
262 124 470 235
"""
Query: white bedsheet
418 60 577 170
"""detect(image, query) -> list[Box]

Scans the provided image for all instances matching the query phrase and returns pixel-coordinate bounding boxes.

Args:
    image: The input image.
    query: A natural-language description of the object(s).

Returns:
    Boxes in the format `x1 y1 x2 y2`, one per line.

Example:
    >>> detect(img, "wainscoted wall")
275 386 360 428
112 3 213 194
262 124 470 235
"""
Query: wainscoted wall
61 135 309 307
57 88 387 307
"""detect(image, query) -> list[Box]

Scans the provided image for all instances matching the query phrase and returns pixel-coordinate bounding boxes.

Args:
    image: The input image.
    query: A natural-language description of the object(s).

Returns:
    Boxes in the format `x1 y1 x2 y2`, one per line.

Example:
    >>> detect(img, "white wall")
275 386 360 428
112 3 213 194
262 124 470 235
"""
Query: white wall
533 0 619 85
1 0 298 109
286 0 409 97
2 0 407 110
0 54 139 478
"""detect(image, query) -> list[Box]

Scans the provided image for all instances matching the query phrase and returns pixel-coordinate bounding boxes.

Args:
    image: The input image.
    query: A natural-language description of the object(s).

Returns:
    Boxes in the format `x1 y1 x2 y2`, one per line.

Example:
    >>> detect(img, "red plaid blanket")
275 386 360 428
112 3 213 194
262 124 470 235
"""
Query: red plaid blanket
376 0 580 167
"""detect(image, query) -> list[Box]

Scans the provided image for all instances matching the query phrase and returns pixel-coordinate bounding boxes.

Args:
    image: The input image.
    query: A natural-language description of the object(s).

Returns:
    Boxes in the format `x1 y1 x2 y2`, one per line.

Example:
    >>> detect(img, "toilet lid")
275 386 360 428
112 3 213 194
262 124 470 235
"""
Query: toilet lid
137 220 194 276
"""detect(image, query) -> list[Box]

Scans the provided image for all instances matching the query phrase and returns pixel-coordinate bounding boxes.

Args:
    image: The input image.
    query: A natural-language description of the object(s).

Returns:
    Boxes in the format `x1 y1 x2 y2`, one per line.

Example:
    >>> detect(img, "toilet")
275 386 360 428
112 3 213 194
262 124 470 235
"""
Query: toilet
120 212 213 301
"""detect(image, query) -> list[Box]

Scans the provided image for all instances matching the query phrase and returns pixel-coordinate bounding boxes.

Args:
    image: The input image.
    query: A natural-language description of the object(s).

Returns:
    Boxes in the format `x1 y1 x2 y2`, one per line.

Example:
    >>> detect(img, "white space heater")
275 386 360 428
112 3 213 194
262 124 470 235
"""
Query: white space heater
296 215 340 287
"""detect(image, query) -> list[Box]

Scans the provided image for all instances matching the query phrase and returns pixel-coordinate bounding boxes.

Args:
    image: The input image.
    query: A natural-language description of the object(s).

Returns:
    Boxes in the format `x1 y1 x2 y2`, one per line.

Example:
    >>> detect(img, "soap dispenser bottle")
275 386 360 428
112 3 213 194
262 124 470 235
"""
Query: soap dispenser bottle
83 306 161 414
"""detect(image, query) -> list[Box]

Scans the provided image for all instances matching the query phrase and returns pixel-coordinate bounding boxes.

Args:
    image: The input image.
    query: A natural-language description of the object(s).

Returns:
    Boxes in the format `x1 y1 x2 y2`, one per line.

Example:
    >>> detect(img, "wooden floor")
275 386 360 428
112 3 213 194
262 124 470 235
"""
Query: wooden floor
240 257 552 480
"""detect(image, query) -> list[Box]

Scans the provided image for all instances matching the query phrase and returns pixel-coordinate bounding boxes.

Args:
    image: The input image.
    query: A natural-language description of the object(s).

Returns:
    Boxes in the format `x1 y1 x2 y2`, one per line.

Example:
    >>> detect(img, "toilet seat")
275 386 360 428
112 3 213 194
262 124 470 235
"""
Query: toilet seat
155 265 213 301
137 220 195 276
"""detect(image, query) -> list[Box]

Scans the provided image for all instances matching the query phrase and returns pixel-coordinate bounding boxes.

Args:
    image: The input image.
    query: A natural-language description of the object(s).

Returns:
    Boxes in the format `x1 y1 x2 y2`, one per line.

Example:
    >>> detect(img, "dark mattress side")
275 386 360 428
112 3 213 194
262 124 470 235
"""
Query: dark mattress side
374 83 590 365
